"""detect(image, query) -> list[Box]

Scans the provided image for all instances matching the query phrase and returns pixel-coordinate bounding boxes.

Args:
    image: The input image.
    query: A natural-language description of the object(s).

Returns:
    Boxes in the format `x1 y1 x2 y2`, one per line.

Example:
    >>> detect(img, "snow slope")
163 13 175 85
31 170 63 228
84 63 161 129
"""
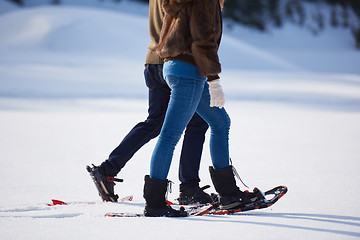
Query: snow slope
1 3 359 101
0 2 360 240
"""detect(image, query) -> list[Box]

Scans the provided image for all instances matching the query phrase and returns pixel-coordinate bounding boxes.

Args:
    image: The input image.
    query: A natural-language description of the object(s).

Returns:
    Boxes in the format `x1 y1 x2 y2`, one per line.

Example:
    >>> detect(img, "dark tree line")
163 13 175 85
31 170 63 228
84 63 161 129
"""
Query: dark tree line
9 0 360 48
10 0 22 4
222 0 360 48
135 0 360 48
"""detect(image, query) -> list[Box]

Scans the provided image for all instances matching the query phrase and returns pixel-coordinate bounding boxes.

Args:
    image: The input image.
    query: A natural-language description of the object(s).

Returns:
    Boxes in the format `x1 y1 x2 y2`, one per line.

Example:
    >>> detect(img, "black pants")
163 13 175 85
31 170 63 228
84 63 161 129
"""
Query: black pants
101 64 209 191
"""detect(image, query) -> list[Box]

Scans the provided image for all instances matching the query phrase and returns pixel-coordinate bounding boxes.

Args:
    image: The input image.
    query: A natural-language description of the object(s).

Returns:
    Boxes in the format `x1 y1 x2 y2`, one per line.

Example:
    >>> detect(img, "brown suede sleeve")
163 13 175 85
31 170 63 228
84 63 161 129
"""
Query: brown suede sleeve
190 0 221 77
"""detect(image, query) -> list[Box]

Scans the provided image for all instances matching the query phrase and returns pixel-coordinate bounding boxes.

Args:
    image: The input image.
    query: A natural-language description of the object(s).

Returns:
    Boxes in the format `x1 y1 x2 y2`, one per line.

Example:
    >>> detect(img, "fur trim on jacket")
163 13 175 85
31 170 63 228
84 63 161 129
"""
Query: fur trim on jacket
156 0 222 78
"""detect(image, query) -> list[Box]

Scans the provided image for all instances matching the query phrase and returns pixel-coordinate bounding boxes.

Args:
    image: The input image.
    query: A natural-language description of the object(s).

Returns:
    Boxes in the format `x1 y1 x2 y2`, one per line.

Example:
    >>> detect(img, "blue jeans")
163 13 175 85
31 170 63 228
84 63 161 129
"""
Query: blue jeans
150 60 231 181
101 64 208 190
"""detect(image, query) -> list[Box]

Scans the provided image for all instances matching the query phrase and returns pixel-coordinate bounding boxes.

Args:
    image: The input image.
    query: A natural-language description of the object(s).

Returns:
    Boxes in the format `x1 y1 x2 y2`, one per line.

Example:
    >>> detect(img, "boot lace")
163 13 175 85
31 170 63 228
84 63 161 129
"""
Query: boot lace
230 158 249 189
166 180 174 200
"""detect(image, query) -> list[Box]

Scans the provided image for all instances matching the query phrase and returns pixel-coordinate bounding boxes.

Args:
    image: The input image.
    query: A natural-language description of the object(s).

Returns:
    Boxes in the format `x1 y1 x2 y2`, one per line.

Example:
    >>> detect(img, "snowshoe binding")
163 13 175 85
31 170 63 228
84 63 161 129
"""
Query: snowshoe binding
86 164 123 202
177 185 215 205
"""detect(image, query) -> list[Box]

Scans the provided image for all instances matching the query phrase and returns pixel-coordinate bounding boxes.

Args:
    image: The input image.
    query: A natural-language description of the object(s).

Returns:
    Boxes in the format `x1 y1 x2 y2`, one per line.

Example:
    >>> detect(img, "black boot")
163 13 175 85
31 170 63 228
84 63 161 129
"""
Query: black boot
178 185 214 205
209 166 258 210
86 164 123 202
143 175 188 217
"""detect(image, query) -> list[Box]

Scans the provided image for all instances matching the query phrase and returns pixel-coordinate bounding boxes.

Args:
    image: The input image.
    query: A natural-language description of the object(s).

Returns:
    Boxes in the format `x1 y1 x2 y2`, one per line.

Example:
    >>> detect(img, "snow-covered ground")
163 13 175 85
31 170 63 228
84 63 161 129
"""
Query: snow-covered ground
0 0 360 239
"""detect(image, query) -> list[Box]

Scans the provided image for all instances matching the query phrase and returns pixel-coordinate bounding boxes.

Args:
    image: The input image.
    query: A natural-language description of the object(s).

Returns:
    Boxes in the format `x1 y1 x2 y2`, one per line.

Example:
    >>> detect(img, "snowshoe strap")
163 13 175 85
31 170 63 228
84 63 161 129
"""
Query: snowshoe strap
230 158 249 189
106 176 124 183
199 185 211 191
165 180 174 200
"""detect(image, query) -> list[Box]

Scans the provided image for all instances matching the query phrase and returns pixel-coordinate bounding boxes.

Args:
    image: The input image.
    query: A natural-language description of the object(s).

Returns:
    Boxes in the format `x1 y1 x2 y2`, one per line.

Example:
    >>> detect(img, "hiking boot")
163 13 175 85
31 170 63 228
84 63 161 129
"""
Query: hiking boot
209 166 263 210
144 205 188 217
178 185 214 205
86 164 123 202
143 175 188 217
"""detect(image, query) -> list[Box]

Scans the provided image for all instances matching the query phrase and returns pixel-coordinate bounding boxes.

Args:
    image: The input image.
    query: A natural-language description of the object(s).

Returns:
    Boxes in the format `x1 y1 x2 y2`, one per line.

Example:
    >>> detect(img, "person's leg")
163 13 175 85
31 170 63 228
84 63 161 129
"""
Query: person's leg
195 82 231 170
194 85 263 209
150 62 207 181
149 76 205 180
144 62 206 216
177 113 213 204
101 64 170 176
179 113 208 191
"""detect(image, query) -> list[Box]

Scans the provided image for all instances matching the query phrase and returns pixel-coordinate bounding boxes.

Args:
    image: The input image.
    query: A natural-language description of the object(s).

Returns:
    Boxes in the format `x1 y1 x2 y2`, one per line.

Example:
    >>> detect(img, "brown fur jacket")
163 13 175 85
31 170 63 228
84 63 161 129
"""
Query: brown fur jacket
156 0 222 78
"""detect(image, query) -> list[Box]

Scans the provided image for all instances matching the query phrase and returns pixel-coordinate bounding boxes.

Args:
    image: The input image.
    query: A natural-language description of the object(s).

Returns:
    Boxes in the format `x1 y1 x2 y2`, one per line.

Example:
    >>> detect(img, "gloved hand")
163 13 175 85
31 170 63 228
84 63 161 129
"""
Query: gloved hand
208 79 225 108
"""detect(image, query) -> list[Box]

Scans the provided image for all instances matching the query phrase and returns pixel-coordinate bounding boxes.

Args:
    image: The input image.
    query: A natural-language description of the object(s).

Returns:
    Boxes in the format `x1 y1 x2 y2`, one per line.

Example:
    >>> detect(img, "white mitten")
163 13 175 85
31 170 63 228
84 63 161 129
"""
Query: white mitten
208 79 225 108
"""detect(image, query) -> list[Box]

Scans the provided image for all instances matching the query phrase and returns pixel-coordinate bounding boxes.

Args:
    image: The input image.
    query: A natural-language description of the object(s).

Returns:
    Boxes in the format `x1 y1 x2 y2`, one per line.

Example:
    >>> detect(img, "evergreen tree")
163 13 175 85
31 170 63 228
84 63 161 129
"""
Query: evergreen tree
284 0 305 26
223 0 266 30
10 0 23 5
267 0 282 27
222 0 359 48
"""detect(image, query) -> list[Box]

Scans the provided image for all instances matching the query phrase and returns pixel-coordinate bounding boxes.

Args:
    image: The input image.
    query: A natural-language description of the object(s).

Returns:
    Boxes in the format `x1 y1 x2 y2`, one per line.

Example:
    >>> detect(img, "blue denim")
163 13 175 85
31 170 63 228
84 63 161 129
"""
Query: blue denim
150 60 231 181
101 64 208 190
